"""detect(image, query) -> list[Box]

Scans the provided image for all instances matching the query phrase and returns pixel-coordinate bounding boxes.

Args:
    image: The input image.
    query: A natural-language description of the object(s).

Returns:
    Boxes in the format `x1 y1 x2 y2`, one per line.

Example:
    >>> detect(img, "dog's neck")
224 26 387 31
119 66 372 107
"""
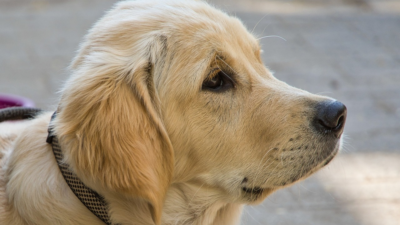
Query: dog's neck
88 180 243 225
161 182 243 225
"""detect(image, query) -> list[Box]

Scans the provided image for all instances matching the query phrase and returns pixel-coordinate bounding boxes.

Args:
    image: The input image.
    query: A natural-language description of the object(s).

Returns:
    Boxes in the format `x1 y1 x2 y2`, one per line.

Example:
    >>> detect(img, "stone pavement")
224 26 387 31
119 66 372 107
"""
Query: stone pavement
1 0 399 224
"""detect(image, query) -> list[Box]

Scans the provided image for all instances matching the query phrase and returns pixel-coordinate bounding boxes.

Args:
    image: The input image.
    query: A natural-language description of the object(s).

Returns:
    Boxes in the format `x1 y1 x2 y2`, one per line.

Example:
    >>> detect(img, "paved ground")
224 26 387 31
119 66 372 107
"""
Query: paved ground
1 0 399 224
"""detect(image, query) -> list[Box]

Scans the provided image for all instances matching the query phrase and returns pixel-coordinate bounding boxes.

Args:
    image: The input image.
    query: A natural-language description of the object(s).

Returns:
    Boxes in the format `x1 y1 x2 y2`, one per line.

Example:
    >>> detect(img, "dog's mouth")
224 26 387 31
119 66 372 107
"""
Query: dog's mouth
241 186 276 203
242 187 264 195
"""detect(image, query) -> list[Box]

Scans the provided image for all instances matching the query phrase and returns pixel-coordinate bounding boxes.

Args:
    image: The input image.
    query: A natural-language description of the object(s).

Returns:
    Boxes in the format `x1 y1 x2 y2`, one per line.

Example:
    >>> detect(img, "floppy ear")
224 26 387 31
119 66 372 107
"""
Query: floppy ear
54 33 173 224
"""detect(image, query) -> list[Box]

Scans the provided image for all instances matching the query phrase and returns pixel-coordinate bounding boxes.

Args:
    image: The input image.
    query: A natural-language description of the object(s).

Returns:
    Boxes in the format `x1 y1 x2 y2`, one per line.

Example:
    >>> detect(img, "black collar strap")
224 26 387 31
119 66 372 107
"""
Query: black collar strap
46 112 118 225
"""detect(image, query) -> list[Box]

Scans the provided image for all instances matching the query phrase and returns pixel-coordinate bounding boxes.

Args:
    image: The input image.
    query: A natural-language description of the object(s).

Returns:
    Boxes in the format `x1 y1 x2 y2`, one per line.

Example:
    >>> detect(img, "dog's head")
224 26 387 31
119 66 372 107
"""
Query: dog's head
54 0 346 223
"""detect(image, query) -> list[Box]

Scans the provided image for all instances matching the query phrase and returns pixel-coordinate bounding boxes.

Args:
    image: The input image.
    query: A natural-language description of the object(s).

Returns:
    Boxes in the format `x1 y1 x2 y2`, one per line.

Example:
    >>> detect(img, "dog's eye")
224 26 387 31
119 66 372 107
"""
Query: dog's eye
202 70 234 92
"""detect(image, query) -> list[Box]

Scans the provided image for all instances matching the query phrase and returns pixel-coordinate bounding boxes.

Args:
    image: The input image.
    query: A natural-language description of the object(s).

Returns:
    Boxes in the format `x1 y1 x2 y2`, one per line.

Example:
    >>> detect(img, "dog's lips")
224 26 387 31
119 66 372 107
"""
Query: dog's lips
241 186 275 196
240 186 276 203
321 145 340 167
242 186 264 195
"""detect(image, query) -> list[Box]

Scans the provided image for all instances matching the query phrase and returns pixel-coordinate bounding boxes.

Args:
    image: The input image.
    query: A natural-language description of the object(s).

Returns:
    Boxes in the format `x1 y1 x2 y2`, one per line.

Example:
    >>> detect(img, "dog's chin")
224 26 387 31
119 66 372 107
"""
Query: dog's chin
321 146 339 167
240 143 341 203
280 143 341 187
313 143 341 171
228 141 342 205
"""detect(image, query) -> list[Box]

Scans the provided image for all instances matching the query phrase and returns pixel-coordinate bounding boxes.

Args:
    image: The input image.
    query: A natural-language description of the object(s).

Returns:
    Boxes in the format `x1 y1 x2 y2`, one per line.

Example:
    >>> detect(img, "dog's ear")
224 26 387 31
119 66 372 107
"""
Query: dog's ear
54 33 173 224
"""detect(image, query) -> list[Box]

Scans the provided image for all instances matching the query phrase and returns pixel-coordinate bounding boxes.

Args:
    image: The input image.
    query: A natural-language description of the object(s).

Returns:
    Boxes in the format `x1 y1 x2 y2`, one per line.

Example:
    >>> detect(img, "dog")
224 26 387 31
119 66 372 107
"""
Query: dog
0 0 347 224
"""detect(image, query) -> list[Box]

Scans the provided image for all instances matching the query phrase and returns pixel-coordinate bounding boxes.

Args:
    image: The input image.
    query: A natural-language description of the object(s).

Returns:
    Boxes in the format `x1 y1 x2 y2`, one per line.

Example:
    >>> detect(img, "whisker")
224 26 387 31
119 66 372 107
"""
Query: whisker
253 147 275 182
250 147 276 199
216 55 238 75
262 162 281 184
315 91 333 95
214 56 233 83
251 14 269 34
260 23 272 38
187 183 205 207
257 35 287 42
243 207 263 225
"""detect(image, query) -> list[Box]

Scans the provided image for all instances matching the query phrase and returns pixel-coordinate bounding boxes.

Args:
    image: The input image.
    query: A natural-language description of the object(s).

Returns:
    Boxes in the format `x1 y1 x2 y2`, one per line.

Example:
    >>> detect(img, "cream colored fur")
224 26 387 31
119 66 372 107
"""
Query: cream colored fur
0 0 342 224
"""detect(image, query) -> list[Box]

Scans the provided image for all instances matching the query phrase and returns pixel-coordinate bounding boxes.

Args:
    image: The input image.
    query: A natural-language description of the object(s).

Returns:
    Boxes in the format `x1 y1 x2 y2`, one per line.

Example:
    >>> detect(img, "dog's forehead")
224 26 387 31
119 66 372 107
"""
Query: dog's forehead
163 3 261 69
176 6 259 54
113 0 260 55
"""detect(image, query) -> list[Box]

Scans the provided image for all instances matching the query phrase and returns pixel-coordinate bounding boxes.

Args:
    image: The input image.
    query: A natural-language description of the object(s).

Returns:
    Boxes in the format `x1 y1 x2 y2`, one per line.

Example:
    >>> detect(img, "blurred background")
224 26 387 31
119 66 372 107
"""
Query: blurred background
0 0 399 224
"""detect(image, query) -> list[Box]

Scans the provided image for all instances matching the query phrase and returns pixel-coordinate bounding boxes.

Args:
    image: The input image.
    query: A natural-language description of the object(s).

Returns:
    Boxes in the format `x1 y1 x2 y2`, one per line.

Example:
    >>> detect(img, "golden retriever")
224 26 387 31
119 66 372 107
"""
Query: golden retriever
0 0 347 224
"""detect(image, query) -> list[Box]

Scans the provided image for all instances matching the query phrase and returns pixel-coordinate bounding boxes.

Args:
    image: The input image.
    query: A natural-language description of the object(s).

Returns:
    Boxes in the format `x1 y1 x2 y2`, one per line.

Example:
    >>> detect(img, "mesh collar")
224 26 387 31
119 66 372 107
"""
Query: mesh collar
47 112 118 225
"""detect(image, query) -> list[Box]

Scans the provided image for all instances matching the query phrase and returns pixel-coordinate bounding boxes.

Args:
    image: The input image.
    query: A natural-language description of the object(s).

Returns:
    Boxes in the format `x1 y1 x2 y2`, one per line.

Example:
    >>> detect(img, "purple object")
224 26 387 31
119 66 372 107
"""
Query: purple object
0 94 35 109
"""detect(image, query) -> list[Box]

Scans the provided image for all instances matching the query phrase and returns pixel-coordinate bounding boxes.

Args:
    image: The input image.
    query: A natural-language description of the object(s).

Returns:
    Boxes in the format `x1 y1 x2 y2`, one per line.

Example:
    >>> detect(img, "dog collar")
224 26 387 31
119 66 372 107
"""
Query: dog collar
46 112 118 225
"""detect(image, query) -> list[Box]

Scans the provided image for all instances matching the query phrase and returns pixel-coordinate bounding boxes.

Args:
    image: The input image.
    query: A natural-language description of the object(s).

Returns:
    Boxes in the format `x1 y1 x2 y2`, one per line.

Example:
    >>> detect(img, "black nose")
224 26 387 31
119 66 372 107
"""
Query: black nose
313 100 347 137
